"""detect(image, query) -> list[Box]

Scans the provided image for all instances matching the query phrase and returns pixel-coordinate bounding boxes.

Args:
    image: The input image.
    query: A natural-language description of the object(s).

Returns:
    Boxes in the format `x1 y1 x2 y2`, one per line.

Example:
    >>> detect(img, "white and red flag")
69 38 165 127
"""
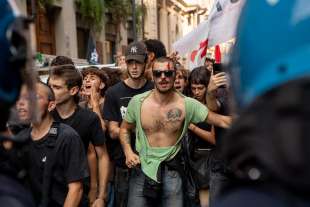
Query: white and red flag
172 0 245 69
172 19 210 69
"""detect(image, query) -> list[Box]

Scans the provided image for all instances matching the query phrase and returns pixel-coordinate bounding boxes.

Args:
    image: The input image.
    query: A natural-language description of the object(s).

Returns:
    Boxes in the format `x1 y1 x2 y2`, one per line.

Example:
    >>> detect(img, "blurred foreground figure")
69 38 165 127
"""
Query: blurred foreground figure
215 1 310 206
0 0 35 206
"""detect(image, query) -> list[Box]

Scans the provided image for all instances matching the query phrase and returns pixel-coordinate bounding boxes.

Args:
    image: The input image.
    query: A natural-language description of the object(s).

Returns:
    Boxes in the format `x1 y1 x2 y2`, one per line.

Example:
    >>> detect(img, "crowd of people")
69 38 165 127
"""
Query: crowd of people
3 36 232 207
2 0 310 207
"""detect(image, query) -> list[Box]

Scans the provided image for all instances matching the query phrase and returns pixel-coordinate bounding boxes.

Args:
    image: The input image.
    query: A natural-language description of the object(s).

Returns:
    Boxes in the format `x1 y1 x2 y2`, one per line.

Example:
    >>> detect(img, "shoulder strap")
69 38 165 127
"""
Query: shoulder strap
40 122 60 207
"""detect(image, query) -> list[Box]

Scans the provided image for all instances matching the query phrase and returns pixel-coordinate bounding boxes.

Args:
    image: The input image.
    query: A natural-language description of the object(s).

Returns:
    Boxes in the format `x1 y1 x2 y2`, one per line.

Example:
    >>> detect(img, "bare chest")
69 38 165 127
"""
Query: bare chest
141 102 185 135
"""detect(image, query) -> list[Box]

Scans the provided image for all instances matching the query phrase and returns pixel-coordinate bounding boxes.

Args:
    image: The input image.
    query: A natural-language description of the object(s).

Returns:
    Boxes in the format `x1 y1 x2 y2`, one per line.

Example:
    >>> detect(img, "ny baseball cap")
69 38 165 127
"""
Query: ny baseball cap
125 41 147 63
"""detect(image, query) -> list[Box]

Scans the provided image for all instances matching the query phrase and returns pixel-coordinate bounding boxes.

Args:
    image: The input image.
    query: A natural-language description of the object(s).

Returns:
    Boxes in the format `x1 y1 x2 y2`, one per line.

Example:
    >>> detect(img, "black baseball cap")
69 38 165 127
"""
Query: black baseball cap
125 41 147 63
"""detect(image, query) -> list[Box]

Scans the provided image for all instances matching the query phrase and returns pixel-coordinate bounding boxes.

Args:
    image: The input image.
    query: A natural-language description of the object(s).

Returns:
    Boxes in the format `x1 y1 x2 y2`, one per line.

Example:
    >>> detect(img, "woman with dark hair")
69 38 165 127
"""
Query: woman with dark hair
189 66 211 104
188 66 216 207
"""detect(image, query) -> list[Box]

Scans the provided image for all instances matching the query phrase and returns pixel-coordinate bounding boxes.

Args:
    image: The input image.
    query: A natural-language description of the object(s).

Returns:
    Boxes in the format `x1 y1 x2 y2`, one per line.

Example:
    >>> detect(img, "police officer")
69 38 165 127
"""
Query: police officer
215 1 310 206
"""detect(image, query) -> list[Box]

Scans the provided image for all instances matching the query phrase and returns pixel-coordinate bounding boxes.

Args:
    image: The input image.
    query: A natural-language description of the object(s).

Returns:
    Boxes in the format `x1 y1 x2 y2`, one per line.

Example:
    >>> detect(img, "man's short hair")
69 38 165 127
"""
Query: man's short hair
49 65 82 103
37 81 55 101
49 64 82 90
50 56 74 66
144 39 167 58
101 67 122 87
153 57 176 70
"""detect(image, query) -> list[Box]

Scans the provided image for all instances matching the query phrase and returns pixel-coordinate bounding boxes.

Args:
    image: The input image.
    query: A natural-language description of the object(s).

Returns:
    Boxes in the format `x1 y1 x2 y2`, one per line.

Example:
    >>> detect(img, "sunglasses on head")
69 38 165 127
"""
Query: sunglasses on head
152 70 175 78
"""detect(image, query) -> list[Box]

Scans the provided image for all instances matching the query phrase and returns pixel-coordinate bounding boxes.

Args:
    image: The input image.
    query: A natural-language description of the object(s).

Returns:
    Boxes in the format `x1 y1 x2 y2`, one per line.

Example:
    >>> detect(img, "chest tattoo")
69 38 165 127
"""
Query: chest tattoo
145 108 183 132
154 120 166 131
166 108 182 122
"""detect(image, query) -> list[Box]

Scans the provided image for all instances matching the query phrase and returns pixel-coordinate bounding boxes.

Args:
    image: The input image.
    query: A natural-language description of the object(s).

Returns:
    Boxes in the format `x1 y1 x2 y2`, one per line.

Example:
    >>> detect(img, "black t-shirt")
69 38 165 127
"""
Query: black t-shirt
79 101 111 157
103 80 154 122
51 106 106 152
18 123 89 206
103 80 153 166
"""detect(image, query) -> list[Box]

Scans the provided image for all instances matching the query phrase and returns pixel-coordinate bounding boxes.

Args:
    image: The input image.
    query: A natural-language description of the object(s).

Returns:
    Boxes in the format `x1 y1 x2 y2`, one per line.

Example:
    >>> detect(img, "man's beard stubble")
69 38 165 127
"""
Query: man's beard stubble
155 83 175 94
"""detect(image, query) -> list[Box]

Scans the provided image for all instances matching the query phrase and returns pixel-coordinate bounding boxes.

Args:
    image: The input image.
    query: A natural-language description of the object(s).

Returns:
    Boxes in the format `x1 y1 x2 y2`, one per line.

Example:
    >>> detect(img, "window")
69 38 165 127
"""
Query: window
77 28 90 59
105 41 116 64
29 4 56 55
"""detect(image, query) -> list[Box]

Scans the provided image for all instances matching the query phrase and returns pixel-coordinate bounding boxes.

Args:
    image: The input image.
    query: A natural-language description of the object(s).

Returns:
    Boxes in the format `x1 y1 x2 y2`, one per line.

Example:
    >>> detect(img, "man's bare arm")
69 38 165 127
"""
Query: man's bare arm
206 92 220 112
206 72 229 112
189 124 216 145
92 104 107 131
64 181 83 207
120 120 140 168
87 144 98 205
108 121 120 139
120 121 135 153
206 111 232 129
90 85 106 131
93 144 110 205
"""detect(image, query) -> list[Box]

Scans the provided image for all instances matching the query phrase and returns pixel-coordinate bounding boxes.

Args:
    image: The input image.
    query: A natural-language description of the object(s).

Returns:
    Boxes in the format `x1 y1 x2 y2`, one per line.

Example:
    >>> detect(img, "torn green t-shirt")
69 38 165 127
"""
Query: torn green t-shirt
124 90 208 182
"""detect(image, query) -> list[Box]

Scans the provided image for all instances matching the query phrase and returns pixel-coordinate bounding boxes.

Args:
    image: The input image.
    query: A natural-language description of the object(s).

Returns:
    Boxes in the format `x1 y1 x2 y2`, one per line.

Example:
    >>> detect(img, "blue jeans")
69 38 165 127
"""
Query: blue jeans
127 166 183 207
106 182 115 207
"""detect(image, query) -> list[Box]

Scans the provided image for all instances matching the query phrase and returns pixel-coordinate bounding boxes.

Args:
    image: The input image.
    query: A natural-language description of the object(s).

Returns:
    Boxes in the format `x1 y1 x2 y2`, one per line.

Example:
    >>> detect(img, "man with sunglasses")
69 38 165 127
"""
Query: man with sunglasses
120 57 232 206
103 41 153 207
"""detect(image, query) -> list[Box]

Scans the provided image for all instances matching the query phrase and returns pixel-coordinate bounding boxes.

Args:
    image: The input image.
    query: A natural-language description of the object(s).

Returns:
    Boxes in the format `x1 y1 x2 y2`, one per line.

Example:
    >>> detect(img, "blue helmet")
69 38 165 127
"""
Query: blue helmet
0 0 29 105
230 0 310 109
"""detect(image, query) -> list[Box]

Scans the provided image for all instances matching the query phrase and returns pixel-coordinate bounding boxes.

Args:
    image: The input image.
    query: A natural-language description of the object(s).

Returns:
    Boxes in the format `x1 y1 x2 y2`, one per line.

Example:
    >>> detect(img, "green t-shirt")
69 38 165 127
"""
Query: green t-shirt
124 90 209 182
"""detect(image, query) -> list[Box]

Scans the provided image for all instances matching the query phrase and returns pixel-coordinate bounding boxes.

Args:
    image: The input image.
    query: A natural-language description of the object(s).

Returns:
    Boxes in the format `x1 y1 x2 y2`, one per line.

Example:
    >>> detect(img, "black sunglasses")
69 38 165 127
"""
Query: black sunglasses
152 70 175 78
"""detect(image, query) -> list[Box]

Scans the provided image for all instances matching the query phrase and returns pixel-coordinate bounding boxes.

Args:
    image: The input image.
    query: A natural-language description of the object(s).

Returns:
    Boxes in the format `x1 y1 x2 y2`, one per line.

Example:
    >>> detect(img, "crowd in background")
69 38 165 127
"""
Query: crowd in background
4 39 231 207
2 1 310 207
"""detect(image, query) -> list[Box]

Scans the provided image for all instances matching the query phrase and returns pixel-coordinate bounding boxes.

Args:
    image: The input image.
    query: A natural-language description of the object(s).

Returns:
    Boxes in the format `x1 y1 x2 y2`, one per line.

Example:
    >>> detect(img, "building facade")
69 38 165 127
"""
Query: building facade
143 0 209 54
15 0 210 65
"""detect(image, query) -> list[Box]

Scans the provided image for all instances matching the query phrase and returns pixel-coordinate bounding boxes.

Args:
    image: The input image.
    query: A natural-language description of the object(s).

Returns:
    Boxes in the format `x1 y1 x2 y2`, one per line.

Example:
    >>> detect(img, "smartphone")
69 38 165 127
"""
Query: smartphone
213 63 226 88
213 63 222 74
